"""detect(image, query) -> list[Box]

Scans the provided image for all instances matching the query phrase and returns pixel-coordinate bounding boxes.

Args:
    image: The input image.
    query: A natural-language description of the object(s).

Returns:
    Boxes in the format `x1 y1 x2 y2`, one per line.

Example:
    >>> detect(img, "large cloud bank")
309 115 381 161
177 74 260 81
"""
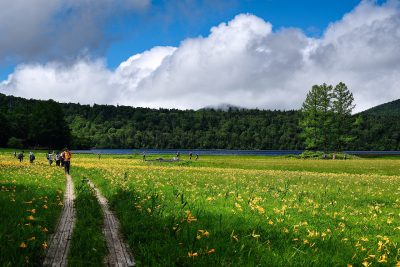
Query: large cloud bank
0 0 149 63
1 0 400 112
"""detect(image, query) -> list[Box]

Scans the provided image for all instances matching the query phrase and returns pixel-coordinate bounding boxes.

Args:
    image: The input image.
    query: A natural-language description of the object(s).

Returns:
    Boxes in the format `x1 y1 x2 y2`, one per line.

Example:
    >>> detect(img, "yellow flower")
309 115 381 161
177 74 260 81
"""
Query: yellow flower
28 236 36 241
19 242 27 248
185 210 197 223
377 254 387 263
251 230 260 239
27 215 35 221
207 248 215 254
188 251 198 257
42 242 48 250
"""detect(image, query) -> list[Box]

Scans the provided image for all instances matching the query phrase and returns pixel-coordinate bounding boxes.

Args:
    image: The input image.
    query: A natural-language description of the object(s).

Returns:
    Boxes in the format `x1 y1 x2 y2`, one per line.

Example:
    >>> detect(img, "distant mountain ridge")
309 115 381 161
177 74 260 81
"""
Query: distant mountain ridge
360 99 400 116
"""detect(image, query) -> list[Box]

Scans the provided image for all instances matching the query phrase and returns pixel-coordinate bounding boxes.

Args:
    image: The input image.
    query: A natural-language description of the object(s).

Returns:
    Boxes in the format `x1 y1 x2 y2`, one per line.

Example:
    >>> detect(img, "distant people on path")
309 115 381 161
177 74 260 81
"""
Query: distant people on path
29 152 35 163
17 151 24 162
62 148 72 175
176 151 180 158
60 152 65 167
189 152 193 160
55 152 61 166
47 152 54 165
13 151 16 158
143 152 146 161
195 153 199 160
332 153 336 160
98 153 101 159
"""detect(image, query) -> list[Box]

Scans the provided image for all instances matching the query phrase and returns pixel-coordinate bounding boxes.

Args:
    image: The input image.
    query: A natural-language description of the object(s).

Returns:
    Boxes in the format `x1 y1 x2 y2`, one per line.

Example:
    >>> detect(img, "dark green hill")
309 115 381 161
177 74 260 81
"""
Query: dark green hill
0 93 398 150
360 99 400 116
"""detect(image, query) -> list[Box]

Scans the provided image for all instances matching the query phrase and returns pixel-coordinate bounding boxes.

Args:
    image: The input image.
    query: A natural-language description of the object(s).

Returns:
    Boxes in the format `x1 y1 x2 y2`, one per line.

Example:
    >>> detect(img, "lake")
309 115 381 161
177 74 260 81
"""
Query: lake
72 149 400 156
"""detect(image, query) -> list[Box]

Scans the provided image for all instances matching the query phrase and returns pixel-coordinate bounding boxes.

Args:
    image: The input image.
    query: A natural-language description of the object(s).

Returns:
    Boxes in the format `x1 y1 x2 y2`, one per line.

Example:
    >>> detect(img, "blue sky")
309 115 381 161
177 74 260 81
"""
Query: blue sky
106 0 365 69
1 0 398 111
1 0 366 79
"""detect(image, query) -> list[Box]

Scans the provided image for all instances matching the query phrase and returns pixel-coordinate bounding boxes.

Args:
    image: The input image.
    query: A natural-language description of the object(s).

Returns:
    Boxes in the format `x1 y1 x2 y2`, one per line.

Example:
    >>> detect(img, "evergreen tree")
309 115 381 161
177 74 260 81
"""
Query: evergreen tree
332 82 355 150
300 84 333 151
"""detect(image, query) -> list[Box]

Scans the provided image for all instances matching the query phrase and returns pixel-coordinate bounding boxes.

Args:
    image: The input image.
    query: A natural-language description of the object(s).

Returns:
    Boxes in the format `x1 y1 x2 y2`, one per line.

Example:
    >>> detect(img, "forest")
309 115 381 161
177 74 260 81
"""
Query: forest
0 93 399 150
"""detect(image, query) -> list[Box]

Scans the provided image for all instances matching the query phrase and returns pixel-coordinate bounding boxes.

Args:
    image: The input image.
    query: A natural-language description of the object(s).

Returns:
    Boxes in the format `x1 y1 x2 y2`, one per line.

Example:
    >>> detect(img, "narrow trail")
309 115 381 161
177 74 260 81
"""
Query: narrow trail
43 175 76 267
88 180 135 267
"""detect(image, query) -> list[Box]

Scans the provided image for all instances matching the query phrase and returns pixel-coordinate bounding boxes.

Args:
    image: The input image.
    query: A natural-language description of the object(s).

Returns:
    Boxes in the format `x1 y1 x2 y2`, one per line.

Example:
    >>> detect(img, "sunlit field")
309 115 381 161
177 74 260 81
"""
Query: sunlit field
1 152 399 266
0 153 65 266
74 154 400 266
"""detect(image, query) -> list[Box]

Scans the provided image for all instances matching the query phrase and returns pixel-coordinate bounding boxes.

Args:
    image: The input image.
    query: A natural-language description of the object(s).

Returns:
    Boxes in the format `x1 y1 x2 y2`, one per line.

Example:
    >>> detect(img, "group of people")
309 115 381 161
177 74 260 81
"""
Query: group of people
14 148 72 174
142 151 199 161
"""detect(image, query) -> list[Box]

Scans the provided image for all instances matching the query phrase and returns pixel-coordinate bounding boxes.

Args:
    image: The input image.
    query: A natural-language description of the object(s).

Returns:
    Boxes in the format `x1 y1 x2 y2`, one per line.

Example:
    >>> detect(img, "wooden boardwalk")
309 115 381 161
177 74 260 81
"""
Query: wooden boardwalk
43 175 76 267
88 180 135 267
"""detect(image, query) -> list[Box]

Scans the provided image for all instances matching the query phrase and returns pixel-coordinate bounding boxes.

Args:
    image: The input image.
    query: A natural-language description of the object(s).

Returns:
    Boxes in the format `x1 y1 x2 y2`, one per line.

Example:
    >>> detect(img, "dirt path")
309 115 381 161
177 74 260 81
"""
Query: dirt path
43 175 76 267
88 180 135 267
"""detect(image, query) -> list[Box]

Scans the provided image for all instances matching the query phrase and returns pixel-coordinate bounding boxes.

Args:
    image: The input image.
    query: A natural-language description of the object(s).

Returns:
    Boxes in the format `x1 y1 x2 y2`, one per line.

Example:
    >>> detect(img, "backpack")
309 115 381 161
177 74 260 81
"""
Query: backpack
64 151 71 161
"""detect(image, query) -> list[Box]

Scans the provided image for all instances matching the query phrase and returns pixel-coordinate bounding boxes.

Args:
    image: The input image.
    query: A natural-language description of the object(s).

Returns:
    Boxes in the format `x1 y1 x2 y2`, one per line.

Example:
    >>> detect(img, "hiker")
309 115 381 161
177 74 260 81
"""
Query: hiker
189 152 193 160
48 152 53 165
62 148 72 175
332 153 336 160
17 151 24 162
60 152 65 167
98 153 101 159
143 152 146 161
29 152 35 163
55 153 61 166
13 151 16 158
176 151 180 158
195 153 199 160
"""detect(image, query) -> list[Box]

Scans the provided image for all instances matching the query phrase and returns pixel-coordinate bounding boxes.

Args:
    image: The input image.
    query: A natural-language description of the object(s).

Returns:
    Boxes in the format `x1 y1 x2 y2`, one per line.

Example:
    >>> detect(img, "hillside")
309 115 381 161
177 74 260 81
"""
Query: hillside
0 93 399 150
360 99 400 116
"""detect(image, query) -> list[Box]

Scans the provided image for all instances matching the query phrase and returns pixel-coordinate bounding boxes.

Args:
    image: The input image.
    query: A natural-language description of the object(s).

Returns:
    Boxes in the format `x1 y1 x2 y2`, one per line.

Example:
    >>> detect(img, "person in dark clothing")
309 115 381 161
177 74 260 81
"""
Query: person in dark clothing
55 153 61 166
189 152 193 160
17 152 24 162
29 152 35 163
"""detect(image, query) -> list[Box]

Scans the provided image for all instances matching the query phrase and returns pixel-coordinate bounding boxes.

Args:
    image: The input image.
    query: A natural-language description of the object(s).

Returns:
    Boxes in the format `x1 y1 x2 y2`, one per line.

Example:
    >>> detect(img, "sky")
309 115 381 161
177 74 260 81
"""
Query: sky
0 0 399 112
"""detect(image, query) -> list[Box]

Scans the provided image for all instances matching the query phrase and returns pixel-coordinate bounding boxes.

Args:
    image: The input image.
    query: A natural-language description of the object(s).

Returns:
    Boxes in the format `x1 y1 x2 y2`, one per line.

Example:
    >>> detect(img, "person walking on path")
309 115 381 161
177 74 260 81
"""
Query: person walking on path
60 152 65 167
63 148 72 175
195 153 199 160
48 152 54 165
29 152 35 163
189 152 193 160
55 152 61 166
17 151 24 162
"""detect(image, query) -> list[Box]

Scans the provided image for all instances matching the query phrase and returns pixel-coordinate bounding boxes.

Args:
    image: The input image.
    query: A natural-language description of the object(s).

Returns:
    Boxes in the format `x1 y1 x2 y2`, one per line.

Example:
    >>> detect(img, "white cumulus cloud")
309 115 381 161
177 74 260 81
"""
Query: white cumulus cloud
1 1 400 112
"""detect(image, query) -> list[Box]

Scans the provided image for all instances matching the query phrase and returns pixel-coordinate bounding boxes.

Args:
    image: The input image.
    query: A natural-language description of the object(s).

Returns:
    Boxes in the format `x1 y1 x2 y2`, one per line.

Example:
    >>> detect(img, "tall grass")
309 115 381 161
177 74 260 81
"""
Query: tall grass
75 155 400 266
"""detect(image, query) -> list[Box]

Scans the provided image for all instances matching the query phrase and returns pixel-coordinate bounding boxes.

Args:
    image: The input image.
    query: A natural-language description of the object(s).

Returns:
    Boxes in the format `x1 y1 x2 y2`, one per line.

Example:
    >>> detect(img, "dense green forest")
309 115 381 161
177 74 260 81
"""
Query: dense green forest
0 93 399 150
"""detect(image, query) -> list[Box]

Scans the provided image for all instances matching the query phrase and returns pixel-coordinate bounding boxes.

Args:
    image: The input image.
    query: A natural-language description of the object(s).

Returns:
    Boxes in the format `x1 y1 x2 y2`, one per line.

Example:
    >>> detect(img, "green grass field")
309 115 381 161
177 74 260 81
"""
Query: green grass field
1 152 399 266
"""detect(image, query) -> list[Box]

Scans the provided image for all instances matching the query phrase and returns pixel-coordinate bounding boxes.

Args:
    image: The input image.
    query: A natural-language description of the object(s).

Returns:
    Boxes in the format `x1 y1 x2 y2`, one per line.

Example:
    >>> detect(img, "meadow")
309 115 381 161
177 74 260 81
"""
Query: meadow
1 151 399 266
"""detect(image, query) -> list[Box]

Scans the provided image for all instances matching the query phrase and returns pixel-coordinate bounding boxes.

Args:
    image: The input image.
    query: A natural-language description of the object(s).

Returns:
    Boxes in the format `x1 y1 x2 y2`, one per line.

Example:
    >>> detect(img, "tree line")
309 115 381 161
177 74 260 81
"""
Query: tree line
0 89 398 151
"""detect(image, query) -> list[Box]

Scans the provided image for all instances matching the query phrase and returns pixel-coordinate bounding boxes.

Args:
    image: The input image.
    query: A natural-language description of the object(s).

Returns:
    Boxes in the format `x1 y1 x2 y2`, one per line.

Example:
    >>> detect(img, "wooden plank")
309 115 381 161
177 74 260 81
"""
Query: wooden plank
43 175 76 267
88 180 135 267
